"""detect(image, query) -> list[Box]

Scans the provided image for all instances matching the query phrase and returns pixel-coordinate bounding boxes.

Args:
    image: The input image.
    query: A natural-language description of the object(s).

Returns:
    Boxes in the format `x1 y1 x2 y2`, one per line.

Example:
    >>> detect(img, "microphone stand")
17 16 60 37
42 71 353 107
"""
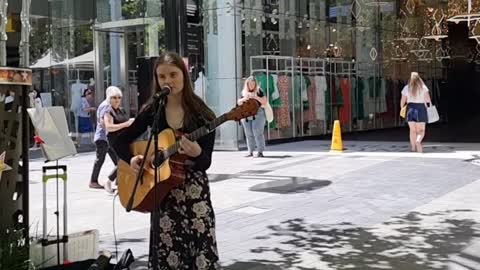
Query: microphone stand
125 95 165 270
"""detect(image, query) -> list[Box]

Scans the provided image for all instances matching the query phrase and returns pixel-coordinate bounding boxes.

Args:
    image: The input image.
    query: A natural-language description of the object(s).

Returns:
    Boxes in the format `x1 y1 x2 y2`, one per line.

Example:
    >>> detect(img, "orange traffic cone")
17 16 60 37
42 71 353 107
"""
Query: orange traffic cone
330 120 343 153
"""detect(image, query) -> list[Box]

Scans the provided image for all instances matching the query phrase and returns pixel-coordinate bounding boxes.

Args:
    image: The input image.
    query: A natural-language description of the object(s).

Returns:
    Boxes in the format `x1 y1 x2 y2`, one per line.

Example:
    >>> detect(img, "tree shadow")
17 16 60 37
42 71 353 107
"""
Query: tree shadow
224 261 285 270
236 210 480 270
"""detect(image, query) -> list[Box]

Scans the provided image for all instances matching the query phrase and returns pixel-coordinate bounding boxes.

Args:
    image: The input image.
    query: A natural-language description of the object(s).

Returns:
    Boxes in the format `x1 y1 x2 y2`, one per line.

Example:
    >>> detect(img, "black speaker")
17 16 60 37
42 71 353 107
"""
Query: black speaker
136 56 158 110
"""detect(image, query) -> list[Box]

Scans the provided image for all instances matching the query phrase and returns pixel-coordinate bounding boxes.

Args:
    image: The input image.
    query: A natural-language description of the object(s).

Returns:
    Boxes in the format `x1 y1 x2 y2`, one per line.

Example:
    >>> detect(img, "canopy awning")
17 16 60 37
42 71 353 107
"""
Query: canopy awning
54 51 95 69
30 51 59 69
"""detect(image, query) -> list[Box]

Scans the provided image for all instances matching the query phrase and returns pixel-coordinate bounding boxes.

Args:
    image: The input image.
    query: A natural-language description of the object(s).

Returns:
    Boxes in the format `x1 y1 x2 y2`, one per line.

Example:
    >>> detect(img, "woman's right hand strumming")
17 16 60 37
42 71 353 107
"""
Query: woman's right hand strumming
130 155 144 173
237 97 249 105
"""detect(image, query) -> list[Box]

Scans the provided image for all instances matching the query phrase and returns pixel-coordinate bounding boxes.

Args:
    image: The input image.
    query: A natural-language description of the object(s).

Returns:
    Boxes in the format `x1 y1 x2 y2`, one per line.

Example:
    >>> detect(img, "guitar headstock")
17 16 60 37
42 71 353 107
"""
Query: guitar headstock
225 99 260 121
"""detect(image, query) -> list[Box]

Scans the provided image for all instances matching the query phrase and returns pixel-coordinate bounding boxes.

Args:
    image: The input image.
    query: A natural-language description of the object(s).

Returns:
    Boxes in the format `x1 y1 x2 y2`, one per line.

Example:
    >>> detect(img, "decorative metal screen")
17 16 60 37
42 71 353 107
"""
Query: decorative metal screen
0 68 32 233
0 85 24 231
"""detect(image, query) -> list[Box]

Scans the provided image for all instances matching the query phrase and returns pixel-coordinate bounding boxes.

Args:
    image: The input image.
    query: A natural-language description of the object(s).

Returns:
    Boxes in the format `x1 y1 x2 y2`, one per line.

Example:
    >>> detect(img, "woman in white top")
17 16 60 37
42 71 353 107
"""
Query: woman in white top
238 76 268 157
400 72 432 153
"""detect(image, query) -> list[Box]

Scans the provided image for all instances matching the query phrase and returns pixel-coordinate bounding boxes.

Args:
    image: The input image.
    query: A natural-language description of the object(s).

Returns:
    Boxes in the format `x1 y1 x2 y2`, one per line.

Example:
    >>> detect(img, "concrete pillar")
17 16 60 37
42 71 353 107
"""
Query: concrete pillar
204 0 243 149
109 0 121 86
146 23 160 56
119 33 130 116
19 0 31 67
0 0 7 66
94 30 105 104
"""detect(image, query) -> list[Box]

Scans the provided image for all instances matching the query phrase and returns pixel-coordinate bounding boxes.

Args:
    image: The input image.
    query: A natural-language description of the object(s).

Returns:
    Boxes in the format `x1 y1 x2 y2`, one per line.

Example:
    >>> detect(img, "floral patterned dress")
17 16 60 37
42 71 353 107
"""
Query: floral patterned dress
113 106 221 269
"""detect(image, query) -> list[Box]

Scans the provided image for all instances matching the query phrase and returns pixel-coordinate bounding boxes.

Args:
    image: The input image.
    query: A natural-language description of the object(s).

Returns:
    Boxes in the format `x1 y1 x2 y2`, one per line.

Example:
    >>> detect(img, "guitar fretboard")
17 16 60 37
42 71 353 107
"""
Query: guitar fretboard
163 114 227 158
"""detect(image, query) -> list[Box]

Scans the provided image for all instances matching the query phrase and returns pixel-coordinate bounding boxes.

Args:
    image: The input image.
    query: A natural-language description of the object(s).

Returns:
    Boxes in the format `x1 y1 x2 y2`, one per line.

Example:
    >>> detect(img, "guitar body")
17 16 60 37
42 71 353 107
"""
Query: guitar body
117 99 260 213
117 128 187 213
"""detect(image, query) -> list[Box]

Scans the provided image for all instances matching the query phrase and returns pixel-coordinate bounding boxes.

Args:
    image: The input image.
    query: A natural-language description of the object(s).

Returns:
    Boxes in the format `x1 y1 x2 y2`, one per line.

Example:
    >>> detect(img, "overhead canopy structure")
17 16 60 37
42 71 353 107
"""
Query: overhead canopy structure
54 51 94 70
30 50 94 70
30 51 59 69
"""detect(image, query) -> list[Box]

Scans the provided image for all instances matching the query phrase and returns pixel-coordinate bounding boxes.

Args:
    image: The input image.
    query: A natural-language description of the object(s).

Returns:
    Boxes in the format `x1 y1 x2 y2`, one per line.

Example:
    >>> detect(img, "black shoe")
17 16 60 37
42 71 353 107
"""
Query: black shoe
89 182 103 189
245 153 253 157
256 152 264 158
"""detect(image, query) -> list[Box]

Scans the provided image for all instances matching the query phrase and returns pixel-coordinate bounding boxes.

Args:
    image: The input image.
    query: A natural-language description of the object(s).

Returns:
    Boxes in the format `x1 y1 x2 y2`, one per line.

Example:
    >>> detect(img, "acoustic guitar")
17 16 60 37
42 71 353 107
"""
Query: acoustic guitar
117 99 260 213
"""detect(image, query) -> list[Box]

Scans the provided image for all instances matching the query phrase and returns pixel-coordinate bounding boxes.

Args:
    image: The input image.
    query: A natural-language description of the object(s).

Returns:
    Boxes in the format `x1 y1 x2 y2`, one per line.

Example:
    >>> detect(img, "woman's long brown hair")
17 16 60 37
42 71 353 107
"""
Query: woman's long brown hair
146 52 215 132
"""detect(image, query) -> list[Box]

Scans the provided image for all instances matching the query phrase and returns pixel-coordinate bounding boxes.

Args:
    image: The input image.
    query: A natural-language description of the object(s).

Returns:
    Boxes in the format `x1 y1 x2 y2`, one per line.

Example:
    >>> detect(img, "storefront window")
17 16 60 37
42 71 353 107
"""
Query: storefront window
26 0 477 148
47 0 96 144
94 0 165 118
29 0 166 145
201 0 459 148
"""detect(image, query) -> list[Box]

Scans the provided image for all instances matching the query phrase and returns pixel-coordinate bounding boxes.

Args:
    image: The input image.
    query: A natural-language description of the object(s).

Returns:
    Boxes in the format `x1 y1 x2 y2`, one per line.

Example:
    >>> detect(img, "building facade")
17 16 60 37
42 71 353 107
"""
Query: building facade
22 0 480 149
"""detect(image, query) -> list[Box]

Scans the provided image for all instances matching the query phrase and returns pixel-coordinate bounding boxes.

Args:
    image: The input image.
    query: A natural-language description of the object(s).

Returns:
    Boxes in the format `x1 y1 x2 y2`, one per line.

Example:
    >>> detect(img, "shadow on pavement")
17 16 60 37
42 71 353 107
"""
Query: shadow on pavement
98 210 480 269
224 261 284 270
233 210 480 270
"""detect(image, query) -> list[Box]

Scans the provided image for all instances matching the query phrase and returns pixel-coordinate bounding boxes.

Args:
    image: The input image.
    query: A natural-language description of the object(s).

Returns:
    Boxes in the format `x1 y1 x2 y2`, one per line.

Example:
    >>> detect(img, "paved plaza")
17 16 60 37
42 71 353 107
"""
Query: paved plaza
29 140 480 269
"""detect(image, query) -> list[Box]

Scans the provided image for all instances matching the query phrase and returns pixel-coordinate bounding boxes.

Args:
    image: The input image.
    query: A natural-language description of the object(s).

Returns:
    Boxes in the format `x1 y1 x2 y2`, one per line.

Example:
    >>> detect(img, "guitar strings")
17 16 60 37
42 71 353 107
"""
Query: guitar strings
164 115 226 158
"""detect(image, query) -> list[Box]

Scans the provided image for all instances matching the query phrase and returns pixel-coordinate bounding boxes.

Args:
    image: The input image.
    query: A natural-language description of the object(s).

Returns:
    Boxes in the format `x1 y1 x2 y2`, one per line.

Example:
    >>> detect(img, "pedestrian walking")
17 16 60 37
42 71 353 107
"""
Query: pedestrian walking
89 86 132 191
400 72 432 153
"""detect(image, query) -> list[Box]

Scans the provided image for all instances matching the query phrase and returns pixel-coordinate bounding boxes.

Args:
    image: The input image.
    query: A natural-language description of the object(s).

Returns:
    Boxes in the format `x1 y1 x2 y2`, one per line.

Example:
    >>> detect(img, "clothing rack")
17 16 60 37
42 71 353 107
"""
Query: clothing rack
297 58 327 135
250 55 296 139
324 59 355 132
285 57 330 136
325 59 355 76
250 55 295 75
355 62 379 77
301 58 327 75
252 56 358 139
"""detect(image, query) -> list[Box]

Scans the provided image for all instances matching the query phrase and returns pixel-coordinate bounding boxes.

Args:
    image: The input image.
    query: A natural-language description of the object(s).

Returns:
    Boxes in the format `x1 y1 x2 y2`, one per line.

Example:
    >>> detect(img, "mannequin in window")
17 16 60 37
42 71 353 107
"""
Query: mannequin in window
78 89 96 145
71 79 87 142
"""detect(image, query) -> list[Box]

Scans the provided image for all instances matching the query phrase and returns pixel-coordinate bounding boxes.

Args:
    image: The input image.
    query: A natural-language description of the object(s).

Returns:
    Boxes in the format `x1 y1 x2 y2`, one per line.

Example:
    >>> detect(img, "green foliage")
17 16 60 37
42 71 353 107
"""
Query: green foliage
29 22 52 63
122 0 144 19
30 23 93 64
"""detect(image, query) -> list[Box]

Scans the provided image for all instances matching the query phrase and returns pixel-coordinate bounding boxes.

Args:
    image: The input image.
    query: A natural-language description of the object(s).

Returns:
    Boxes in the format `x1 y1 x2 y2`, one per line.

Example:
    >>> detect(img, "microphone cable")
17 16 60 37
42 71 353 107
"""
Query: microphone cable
112 193 119 263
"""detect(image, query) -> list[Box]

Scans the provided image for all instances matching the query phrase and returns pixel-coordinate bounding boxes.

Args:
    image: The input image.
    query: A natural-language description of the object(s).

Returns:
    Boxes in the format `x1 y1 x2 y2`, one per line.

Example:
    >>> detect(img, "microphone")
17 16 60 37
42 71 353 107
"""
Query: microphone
153 86 171 100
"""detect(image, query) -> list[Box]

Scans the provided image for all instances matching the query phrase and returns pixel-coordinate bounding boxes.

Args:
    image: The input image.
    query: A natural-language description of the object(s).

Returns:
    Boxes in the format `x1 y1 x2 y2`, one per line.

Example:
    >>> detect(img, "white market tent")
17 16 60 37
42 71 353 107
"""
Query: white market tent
54 51 94 70
30 50 59 69
29 50 94 70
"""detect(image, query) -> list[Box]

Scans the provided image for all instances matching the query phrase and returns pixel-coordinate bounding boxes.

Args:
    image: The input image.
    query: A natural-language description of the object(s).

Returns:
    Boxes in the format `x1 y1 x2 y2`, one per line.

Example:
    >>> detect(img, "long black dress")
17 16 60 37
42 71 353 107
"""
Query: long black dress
113 105 221 269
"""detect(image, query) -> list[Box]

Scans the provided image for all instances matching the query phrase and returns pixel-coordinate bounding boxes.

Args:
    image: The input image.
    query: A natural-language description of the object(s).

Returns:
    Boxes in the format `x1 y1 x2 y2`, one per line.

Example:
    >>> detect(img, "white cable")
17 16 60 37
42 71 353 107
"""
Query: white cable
112 193 119 263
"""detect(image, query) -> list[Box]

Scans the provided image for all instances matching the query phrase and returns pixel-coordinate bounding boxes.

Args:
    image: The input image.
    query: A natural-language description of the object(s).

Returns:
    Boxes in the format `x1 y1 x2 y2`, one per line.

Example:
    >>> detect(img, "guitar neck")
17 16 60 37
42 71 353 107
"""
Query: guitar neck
164 114 227 158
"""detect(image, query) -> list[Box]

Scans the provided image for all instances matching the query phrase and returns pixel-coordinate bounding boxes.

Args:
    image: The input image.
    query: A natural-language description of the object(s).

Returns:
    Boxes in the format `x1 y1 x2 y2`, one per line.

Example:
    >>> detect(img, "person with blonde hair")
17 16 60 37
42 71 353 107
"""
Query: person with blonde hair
89 86 133 192
238 76 268 157
400 72 432 153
